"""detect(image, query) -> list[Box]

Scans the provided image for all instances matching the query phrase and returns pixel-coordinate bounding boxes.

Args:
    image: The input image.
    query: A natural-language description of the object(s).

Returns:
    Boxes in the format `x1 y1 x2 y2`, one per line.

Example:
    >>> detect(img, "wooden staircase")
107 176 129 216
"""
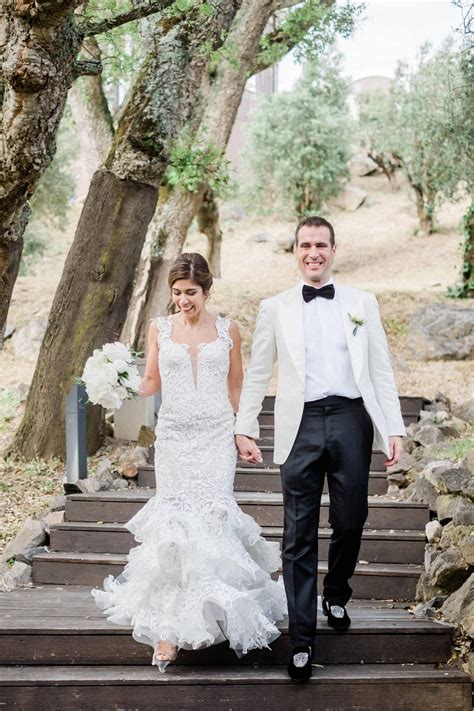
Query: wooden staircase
0 396 471 709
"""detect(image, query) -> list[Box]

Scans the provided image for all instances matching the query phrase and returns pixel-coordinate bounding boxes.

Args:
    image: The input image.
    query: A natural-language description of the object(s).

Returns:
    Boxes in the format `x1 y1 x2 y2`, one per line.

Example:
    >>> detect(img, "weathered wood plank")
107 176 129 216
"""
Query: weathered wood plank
0 664 469 711
50 524 425 564
31 554 423 598
64 492 429 530
0 630 453 666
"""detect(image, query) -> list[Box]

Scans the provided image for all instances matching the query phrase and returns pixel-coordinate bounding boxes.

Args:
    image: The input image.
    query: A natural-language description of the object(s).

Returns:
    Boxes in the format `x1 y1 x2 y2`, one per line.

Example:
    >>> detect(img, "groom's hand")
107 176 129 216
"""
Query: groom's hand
385 436 403 468
235 435 263 464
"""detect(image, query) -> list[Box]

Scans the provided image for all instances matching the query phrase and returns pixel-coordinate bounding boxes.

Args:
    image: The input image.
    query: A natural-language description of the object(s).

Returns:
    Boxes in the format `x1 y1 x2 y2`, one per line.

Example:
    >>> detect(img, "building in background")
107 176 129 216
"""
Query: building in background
226 66 278 173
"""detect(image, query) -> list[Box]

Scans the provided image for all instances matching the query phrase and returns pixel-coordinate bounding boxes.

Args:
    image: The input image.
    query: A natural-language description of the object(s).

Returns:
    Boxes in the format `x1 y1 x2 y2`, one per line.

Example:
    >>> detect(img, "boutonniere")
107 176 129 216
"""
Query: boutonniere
348 313 365 336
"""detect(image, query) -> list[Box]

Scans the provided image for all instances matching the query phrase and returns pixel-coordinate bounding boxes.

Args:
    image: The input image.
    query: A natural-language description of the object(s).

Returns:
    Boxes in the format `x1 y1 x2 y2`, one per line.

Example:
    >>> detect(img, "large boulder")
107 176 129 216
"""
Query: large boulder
437 495 474 525
423 546 470 592
334 184 368 211
1 517 46 562
424 462 472 497
220 202 245 222
453 399 474 425
416 572 445 601
406 304 474 361
387 451 416 476
410 421 445 448
273 236 295 253
453 498 474 526
411 476 438 510
349 154 379 177
0 561 32 592
11 319 47 360
440 573 474 637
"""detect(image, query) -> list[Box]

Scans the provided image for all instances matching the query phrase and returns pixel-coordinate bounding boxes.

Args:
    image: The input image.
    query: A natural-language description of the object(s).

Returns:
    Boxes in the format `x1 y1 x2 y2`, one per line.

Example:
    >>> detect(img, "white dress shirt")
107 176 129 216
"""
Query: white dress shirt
302 278 361 402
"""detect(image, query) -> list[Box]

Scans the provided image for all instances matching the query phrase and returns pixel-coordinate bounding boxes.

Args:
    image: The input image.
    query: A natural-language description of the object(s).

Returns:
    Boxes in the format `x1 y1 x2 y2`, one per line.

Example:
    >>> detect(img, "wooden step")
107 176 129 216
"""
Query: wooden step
137 465 389 495
0 588 453 667
257 411 419 430
31 552 423 599
63 491 430 531
259 395 427 415
50 523 425 564
237 448 390 470
0 664 469 710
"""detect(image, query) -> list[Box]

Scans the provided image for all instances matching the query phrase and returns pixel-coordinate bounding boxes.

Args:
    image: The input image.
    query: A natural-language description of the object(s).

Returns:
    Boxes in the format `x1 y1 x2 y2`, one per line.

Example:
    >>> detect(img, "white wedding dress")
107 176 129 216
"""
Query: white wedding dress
92 315 287 656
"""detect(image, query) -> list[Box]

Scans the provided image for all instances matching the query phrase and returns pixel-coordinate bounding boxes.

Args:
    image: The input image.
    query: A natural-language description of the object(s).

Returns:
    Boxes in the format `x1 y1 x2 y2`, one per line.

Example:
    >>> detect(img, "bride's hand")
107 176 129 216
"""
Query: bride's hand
235 435 263 464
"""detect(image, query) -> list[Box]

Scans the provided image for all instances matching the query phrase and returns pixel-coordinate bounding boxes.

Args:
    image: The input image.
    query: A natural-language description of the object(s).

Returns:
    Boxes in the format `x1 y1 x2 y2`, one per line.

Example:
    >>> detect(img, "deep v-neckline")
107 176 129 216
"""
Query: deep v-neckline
168 316 221 357
168 316 222 388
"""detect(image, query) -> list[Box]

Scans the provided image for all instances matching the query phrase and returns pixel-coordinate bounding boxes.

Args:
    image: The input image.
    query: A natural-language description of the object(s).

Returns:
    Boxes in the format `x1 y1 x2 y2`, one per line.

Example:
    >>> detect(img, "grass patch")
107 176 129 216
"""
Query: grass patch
431 436 474 463
384 317 407 338
0 389 21 433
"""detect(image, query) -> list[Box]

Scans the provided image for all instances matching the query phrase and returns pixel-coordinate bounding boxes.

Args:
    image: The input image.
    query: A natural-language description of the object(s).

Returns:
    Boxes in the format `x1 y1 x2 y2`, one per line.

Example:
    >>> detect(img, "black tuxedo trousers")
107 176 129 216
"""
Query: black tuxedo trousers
280 395 374 648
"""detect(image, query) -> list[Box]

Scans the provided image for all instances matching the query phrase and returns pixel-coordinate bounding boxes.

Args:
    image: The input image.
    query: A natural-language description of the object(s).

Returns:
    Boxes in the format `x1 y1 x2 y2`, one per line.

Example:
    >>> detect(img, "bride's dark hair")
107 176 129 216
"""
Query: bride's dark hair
168 253 213 294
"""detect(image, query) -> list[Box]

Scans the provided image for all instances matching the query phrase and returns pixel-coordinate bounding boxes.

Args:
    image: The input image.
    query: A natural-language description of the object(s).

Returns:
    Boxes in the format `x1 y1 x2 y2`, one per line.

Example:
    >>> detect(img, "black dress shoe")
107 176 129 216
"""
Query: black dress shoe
322 598 351 630
287 645 313 681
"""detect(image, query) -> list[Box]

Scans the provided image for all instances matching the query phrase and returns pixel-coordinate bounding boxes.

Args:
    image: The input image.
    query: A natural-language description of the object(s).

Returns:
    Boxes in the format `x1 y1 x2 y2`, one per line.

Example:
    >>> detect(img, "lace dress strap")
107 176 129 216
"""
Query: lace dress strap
155 315 173 343
216 316 233 349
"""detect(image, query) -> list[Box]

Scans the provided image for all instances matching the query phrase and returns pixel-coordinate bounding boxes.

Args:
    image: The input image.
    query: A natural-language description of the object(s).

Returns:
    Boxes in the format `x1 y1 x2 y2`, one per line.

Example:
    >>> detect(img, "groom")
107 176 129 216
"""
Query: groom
235 215 405 681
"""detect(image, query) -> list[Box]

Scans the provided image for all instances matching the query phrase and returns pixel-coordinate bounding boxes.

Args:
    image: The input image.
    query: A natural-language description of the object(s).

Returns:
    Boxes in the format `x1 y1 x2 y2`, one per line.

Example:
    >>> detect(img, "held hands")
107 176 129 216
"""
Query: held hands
384 436 403 468
235 435 263 464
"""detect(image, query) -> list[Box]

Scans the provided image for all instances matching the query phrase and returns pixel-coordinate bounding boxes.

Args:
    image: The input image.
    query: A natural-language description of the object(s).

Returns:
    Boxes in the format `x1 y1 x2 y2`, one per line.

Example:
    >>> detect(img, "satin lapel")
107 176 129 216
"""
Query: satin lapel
278 285 305 383
337 286 364 382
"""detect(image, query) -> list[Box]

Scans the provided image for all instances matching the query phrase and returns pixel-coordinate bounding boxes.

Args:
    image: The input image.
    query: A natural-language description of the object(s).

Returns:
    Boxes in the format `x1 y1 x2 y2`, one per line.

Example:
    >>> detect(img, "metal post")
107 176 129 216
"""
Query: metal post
66 383 88 482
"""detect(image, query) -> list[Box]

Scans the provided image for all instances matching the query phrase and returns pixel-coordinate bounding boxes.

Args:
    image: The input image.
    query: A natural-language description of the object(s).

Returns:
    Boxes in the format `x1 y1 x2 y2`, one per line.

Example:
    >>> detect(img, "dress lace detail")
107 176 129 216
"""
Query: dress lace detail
92 315 287 656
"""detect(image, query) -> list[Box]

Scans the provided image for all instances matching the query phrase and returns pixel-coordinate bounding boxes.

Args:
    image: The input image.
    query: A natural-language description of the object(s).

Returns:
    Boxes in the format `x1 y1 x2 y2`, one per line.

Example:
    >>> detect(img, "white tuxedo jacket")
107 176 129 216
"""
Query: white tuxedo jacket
235 282 406 465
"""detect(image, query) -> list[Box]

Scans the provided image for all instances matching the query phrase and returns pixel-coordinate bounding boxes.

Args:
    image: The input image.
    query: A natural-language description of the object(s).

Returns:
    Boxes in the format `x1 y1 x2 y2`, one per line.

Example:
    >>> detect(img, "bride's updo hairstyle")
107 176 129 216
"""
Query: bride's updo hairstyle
168 253 213 295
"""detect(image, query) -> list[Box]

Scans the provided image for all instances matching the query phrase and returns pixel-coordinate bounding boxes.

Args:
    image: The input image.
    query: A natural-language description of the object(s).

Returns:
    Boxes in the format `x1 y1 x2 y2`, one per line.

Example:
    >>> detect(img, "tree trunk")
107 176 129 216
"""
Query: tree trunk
68 38 114 185
0 2 83 335
0 206 29 347
133 184 208 349
413 184 434 234
11 0 242 459
11 170 157 458
132 0 276 349
198 186 223 277
461 203 474 298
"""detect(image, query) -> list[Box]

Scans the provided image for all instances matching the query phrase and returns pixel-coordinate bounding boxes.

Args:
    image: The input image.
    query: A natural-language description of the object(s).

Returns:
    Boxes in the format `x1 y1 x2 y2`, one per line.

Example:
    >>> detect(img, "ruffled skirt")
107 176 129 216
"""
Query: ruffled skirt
92 492 287 656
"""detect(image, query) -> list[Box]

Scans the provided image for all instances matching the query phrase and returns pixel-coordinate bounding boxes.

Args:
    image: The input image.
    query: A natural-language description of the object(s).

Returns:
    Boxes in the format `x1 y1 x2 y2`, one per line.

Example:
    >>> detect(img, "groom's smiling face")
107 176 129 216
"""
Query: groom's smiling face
294 225 336 285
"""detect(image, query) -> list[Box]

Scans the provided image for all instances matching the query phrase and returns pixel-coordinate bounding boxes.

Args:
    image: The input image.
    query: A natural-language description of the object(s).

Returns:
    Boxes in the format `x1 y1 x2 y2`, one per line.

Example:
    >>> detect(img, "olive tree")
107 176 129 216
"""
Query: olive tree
244 48 353 216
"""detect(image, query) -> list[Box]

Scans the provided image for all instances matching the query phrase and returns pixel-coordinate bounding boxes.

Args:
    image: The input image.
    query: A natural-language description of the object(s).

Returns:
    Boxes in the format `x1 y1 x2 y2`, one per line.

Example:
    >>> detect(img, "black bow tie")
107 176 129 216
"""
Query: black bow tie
302 283 335 302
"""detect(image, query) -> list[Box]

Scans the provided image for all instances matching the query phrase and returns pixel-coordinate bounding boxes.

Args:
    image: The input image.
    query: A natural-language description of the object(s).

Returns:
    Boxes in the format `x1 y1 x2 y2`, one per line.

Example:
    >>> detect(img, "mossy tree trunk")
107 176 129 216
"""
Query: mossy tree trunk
0 1 82 341
11 1 242 459
68 37 115 184
198 186 223 278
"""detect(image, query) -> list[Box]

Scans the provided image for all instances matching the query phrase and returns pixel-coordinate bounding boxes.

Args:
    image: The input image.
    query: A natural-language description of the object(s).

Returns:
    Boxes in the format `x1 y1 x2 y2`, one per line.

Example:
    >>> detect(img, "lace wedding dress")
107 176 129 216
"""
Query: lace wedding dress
92 315 287 656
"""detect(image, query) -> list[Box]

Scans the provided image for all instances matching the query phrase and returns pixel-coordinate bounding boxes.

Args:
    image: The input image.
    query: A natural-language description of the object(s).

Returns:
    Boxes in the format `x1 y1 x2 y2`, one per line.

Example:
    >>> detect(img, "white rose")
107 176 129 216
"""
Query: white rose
99 362 120 385
100 391 122 410
102 342 131 362
112 359 130 375
114 385 129 400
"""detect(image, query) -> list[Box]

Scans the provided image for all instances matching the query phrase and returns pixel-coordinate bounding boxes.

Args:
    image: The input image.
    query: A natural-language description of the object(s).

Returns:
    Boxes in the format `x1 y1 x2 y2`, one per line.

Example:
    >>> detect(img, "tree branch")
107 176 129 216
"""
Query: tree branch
74 59 103 77
251 0 334 75
79 0 176 36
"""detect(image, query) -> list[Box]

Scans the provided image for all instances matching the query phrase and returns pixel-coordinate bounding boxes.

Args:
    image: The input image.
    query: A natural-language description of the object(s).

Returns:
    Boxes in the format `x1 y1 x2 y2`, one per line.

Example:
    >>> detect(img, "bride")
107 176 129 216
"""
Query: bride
92 252 287 671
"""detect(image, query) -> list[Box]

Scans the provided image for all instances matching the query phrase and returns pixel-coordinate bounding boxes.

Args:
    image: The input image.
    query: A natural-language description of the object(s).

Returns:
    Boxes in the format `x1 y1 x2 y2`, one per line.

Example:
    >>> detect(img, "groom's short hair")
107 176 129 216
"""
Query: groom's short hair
295 216 335 247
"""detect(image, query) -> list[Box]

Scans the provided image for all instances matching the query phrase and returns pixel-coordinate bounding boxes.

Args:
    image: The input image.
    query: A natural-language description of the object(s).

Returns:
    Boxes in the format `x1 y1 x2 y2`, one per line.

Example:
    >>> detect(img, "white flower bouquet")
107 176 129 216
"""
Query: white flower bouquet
77 342 142 410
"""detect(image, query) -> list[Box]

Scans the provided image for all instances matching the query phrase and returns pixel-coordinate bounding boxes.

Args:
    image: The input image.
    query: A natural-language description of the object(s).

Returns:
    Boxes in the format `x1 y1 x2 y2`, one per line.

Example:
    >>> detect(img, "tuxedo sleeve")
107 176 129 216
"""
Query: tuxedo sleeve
235 299 277 439
366 294 406 436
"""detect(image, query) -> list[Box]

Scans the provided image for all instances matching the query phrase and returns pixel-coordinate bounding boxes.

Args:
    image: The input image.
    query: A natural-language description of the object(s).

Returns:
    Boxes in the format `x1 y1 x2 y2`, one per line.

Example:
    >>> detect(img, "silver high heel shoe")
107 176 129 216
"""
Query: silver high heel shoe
152 643 178 673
